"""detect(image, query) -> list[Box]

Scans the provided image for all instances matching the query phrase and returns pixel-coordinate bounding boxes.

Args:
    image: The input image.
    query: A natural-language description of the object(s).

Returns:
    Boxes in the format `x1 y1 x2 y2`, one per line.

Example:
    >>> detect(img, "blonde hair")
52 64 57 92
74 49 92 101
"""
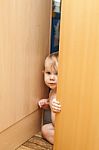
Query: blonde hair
47 51 58 60
45 52 59 72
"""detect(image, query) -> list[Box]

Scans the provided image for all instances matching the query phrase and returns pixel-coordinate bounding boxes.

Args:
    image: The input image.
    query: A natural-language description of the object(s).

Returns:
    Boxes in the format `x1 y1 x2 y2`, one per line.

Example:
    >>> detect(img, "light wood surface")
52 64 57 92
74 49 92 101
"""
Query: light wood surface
54 0 99 150
0 0 50 132
0 110 41 150
17 132 52 150
0 0 51 149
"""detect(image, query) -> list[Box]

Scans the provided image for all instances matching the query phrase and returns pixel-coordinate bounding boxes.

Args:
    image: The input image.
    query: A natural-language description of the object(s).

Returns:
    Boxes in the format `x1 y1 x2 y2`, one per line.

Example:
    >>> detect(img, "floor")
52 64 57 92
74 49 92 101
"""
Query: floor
17 132 53 150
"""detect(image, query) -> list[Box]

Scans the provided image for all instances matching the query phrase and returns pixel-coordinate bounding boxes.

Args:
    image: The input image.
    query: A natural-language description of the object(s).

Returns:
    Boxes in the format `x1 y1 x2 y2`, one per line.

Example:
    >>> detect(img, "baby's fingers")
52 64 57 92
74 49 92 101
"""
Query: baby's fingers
52 106 61 113
51 104 61 112
52 100 61 107
52 99 60 104
38 101 44 108
52 103 61 109
52 99 60 105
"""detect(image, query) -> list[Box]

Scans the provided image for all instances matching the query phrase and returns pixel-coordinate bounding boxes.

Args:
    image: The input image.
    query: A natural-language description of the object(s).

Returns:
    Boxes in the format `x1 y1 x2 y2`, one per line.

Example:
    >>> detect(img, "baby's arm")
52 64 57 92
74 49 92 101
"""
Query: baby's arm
38 99 50 109
50 98 61 113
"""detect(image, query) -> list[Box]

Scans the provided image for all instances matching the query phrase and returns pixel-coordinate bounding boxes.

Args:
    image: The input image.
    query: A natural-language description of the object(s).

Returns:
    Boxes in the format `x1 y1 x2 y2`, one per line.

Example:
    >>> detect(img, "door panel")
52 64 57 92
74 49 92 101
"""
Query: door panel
54 0 99 150
0 0 51 132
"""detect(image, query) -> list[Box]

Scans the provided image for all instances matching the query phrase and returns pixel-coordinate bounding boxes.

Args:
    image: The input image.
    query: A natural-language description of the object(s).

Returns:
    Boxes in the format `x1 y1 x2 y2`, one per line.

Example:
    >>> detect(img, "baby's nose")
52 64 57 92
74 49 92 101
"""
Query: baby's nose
50 75 55 80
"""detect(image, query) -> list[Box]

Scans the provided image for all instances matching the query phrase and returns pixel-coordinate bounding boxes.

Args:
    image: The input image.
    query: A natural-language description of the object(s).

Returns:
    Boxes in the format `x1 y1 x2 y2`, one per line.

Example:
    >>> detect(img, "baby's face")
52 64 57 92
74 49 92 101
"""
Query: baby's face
44 58 58 89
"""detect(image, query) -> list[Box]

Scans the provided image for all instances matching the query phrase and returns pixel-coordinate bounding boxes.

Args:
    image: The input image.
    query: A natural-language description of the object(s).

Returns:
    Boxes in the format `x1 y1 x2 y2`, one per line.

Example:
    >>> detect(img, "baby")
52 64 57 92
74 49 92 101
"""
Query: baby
38 52 61 144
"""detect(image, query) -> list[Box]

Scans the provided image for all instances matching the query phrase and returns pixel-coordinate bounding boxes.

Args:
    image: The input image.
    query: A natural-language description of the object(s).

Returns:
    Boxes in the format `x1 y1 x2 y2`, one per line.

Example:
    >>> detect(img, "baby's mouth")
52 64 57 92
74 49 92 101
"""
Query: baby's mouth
48 83 56 85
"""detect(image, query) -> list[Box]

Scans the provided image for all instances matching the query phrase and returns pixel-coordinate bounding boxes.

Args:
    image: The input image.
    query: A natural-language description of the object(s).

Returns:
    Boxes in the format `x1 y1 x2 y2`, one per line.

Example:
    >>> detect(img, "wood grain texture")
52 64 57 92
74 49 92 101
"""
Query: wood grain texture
17 132 52 150
54 0 99 150
0 0 51 132
0 110 42 150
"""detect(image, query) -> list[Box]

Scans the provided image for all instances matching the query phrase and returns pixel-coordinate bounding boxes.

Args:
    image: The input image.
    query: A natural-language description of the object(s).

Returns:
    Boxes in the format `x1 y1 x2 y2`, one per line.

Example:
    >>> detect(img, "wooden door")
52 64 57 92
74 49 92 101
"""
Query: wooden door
0 0 51 149
54 0 99 150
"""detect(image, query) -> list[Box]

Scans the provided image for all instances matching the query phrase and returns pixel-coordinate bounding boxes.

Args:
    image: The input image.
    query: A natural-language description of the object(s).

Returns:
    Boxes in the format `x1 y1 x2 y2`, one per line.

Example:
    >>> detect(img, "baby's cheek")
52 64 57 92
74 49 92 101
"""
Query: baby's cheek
56 77 58 81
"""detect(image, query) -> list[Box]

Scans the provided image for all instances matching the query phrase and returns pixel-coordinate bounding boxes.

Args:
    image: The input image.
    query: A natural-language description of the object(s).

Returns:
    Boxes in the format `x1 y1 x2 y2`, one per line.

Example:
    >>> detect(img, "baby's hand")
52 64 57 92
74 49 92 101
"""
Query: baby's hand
38 99 49 109
51 98 61 113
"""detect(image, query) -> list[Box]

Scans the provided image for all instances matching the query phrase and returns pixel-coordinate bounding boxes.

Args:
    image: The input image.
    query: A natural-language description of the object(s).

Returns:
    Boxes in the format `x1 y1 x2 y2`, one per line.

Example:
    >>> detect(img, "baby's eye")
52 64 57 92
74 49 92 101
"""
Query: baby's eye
46 71 51 75
55 72 58 75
